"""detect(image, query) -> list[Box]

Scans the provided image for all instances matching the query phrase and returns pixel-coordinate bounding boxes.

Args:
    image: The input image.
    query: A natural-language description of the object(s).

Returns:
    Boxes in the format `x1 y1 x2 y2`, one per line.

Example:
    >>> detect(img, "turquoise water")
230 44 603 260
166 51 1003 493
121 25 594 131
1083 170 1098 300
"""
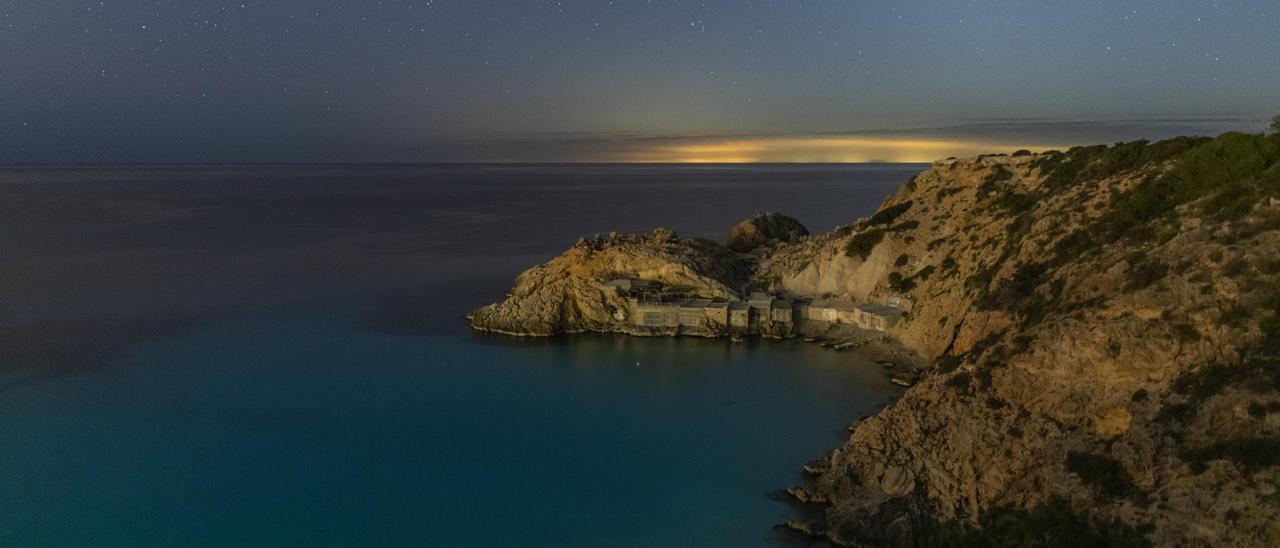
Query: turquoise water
1 304 899 546
1 164 919 546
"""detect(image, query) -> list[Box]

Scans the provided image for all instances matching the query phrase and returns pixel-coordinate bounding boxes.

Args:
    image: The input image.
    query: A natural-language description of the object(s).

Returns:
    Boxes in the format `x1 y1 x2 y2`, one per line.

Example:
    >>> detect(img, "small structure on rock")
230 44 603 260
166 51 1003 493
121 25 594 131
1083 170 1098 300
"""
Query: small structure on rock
771 300 794 323
728 302 751 328
607 278 898 337
705 301 729 327
680 299 711 326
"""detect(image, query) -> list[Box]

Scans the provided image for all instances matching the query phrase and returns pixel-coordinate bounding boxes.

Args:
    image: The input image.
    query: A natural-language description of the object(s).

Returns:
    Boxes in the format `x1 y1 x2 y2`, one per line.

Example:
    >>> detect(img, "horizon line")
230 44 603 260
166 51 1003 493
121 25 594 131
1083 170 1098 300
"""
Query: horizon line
0 160 941 167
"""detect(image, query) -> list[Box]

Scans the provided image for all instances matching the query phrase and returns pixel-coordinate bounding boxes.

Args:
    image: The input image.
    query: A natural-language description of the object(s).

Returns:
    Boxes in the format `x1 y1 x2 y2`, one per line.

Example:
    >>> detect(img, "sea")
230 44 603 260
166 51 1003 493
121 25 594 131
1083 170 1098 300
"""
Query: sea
0 163 926 547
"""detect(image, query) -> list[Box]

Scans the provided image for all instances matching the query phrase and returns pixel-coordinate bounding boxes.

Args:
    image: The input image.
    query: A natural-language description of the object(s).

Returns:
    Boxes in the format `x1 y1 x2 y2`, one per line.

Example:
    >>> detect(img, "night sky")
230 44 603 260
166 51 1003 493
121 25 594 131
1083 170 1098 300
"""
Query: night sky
3 1 1277 163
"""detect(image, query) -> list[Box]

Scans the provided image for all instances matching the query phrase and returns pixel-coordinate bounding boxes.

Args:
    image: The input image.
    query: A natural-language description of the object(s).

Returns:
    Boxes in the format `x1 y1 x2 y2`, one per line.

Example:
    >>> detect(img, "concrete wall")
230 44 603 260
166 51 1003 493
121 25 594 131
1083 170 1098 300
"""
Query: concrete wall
634 304 680 327
629 297 893 333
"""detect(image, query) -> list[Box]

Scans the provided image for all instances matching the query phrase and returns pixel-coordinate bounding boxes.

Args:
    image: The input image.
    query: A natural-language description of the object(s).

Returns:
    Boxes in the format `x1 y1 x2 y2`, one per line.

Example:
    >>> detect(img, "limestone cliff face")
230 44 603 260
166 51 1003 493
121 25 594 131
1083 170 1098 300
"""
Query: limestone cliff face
778 140 1280 546
471 133 1280 546
468 229 747 336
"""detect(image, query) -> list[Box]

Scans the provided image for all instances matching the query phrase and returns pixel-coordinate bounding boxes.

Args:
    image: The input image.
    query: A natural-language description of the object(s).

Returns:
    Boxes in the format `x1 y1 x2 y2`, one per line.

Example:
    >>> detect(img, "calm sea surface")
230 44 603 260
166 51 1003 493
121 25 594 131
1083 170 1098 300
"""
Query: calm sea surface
0 164 923 547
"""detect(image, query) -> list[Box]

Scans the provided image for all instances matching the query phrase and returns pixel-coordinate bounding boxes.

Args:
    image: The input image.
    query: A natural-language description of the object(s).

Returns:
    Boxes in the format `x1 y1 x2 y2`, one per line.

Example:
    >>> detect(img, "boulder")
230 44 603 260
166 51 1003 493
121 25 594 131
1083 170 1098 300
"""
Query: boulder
727 212 809 252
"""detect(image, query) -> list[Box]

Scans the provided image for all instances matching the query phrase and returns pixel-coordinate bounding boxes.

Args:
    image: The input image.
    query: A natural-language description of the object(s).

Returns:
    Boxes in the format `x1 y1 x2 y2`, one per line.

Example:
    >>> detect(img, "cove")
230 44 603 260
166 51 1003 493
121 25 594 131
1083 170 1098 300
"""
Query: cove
0 302 901 546
1 163 918 546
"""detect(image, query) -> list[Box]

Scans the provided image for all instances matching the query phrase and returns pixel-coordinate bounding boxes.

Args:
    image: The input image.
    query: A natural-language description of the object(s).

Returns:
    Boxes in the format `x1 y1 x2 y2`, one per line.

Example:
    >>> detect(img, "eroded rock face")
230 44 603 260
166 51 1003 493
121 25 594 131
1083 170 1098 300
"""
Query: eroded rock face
726 212 809 252
471 140 1280 546
468 229 747 336
785 153 1280 547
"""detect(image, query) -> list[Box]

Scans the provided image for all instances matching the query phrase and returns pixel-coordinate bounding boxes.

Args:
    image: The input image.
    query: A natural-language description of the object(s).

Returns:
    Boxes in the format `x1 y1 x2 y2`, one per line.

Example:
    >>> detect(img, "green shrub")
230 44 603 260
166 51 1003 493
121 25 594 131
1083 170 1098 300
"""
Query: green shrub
1028 150 1065 173
1131 389 1148 402
977 165 1015 200
966 266 996 293
979 262 1048 312
1171 362 1234 402
1181 437 1280 474
974 364 995 389
992 190 1038 213
1155 402 1194 427
1183 136 1280 220
1170 322 1200 342
1262 313 1280 356
1104 132 1280 239
1012 334 1034 353
1033 137 1210 193
844 228 886 259
1223 258 1250 277
1031 145 1102 190
1066 451 1138 501
1161 357 1280 427
946 371 972 390
867 200 914 226
1247 401 1267 418
935 354 964 373
926 496 1152 548
895 254 911 267
915 265 937 281
1221 303 1252 328
1124 254 1168 290
890 219 921 232
1016 133 1280 257
890 264 932 292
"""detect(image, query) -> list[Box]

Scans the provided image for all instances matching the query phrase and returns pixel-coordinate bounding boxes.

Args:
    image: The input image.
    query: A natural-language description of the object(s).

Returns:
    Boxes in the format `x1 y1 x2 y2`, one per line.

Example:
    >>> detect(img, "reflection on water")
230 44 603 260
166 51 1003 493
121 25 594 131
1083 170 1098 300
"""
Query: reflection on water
0 164 918 546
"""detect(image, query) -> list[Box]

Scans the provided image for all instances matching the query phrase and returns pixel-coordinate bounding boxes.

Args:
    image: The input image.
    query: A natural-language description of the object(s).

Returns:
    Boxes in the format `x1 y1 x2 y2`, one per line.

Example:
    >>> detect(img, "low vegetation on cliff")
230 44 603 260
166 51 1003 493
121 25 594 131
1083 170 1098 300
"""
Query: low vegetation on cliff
926 497 1152 548
473 128 1280 547
801 130 1280 547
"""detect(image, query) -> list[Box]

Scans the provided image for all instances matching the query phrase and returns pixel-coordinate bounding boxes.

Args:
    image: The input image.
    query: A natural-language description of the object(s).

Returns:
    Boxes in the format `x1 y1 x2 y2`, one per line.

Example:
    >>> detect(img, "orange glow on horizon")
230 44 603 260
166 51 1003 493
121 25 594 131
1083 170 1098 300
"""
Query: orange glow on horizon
617 136 1068 163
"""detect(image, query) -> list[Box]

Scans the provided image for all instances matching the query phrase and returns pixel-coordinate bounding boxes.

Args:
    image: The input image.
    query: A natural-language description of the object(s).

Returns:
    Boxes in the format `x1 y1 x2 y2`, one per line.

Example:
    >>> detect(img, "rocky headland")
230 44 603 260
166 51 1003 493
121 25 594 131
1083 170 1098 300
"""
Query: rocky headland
469 132 1280 546
727 211 811 252
467 228 747 336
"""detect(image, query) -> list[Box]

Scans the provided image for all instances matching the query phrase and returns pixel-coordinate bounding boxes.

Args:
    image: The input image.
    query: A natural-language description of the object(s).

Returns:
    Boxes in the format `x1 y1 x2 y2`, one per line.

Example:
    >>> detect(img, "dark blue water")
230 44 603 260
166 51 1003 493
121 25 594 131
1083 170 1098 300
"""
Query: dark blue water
0 164 923 546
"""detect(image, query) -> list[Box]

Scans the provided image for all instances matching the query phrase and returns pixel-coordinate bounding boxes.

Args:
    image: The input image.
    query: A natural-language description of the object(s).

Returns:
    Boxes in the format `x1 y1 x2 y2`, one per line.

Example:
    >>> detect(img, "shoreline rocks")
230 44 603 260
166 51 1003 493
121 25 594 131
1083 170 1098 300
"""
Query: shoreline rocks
469 136 1280 546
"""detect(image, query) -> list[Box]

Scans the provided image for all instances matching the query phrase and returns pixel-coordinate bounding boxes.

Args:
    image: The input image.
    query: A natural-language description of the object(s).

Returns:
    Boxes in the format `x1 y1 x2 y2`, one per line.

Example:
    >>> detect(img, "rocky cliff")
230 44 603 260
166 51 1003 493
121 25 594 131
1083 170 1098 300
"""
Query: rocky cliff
467 228 747 336
789 134 1280 547
470 132 1280 546
727 212 810 252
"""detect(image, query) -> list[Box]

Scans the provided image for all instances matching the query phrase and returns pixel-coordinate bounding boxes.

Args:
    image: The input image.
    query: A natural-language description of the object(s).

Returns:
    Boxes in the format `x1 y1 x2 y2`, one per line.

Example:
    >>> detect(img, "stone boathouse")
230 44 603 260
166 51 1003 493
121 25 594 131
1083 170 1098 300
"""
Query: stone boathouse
606 278 901 337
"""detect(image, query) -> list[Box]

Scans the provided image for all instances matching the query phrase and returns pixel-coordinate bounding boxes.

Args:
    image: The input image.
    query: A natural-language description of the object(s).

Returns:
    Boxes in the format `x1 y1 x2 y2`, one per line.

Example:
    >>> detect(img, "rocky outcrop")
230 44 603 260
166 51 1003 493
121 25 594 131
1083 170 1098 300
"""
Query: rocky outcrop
468 228 747 336
472 133 1280 546
789 135 1280 547
727 212 810 252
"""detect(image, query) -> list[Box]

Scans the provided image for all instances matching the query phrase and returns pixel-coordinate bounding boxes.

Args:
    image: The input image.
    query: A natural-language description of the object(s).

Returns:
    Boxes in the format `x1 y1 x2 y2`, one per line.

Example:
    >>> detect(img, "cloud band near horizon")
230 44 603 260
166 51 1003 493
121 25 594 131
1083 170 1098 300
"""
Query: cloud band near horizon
407 117 1268 164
